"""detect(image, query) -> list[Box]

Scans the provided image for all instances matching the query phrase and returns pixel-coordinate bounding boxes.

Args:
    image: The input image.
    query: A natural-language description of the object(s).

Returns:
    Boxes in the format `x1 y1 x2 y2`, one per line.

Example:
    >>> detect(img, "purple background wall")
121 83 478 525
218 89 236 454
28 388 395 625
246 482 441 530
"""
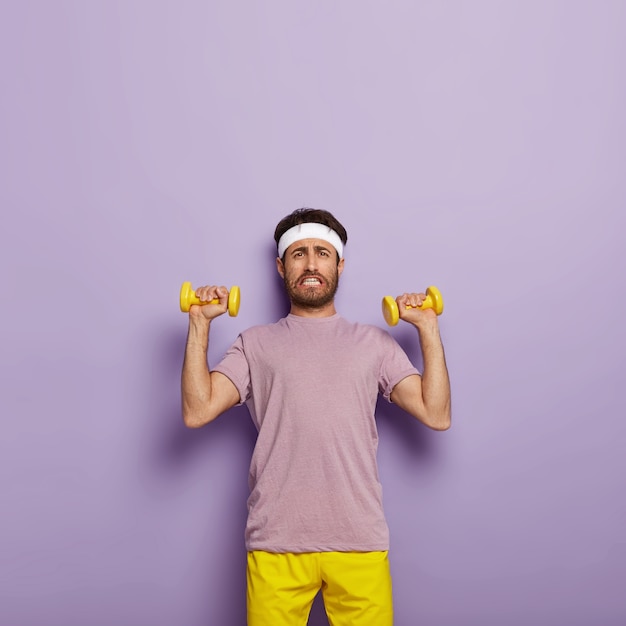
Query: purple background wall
2 2 625 625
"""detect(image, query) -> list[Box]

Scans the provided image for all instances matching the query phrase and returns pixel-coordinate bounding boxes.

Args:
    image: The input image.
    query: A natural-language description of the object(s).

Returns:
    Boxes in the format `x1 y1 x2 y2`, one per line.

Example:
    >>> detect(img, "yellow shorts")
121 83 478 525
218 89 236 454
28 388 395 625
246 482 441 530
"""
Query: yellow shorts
246 550 393 626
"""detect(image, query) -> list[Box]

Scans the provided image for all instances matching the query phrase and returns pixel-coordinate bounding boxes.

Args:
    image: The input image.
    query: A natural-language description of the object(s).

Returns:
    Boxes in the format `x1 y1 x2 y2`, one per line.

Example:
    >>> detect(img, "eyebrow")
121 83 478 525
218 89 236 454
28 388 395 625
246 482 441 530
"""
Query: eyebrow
290 244 332 255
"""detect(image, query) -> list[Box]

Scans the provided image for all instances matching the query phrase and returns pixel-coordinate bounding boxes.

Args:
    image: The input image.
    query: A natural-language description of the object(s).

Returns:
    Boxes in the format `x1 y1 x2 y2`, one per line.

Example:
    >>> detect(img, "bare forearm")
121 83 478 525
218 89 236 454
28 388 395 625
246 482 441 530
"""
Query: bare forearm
417 323 451 429
181 318 214 427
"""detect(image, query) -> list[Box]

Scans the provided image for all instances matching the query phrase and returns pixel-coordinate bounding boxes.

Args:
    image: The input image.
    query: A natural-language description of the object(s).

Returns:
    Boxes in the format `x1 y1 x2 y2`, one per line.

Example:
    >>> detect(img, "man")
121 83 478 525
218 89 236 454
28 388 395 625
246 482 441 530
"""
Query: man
181 208 451 625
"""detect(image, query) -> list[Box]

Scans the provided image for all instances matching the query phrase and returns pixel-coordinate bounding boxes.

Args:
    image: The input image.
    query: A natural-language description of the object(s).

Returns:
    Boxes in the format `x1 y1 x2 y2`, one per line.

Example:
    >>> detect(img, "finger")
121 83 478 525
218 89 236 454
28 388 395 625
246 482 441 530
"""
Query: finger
396 293 410 308
193 287 210 303
411 293 426 308
195 286 220 304
398 293 424 309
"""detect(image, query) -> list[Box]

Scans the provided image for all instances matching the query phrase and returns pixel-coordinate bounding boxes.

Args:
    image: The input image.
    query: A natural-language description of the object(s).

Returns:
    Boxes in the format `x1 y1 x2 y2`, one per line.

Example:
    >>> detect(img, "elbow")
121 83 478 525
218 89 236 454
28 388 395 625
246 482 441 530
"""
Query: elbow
406 400 451 431
425 405 451 431
182 405 210 429
183 416 204 429
182 413 201 429
431 416 451 431
413 409 451 431
181 388 221 428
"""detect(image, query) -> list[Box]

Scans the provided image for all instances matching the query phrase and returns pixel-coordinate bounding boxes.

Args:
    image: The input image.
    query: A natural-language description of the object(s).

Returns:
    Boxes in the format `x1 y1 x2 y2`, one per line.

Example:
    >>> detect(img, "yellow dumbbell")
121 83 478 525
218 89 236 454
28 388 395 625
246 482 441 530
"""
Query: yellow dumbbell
382 286 444 326
180 281 241 316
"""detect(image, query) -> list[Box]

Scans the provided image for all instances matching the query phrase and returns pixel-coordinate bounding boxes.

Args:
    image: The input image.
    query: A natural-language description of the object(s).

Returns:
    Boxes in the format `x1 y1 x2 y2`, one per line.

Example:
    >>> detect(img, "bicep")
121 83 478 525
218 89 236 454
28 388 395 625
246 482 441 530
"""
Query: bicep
389 374 427 422
209 371 242 417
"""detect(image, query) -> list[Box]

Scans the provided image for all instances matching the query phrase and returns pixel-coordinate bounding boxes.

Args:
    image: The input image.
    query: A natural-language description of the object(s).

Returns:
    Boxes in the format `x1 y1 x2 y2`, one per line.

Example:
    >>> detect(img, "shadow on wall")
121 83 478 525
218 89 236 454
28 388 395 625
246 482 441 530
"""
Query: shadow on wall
375 319 443 462
376 396 437 461
144 325 257 624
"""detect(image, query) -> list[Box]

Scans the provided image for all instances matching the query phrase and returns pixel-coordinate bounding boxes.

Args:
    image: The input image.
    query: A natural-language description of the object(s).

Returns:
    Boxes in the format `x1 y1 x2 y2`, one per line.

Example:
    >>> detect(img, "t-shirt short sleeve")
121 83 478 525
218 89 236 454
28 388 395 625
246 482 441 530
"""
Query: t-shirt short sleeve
377 331 420 402
212 335 251 406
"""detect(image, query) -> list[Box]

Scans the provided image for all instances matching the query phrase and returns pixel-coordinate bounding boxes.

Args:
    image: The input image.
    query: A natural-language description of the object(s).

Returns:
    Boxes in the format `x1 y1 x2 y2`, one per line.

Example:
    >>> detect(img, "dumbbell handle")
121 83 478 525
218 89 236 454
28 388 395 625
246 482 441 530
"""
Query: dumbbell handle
180 282 241 316
382 286 444 326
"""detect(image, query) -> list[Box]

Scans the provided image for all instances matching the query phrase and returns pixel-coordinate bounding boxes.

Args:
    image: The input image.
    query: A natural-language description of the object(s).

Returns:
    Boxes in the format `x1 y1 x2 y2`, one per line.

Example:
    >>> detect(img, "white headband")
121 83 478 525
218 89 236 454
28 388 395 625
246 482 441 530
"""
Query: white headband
277 223 344 259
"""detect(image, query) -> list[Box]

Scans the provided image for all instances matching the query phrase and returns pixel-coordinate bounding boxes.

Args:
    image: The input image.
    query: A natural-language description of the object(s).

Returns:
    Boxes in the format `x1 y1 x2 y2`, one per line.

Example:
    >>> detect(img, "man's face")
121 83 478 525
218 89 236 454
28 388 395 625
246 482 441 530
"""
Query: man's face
277 238 344 309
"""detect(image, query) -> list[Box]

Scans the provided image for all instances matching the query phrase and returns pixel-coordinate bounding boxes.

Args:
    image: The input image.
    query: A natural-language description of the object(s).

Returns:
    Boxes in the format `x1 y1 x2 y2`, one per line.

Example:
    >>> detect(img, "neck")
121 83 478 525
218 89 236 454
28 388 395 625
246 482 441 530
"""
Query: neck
289 301 337 318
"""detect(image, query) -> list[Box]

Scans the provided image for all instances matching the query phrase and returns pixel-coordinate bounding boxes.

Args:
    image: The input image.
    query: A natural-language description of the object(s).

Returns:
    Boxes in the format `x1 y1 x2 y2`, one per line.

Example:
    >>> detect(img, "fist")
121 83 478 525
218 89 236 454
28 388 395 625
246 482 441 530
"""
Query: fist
188 285 230 320
396 292 438 326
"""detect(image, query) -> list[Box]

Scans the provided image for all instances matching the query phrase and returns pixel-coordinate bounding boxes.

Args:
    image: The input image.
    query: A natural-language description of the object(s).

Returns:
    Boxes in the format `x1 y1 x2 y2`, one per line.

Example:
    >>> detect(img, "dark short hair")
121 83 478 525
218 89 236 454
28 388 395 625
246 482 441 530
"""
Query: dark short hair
274 208 348 260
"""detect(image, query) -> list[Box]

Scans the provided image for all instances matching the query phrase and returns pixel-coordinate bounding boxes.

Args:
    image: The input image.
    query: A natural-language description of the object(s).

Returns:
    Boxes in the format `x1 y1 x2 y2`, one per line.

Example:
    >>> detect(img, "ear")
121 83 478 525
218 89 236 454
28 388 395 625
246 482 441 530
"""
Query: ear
337 257 345 276
276 257 285 279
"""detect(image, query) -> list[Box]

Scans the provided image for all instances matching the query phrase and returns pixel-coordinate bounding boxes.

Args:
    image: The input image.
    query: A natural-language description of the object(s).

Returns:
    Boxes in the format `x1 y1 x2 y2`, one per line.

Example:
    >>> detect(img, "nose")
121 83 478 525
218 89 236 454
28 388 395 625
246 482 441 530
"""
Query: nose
304 247 319 271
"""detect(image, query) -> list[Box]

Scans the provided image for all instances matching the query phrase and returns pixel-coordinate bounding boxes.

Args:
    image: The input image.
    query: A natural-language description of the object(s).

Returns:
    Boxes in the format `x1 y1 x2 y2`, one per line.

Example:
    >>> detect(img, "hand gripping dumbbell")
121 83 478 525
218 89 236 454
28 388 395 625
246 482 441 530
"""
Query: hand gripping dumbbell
382 286 444 326
179 281 241 316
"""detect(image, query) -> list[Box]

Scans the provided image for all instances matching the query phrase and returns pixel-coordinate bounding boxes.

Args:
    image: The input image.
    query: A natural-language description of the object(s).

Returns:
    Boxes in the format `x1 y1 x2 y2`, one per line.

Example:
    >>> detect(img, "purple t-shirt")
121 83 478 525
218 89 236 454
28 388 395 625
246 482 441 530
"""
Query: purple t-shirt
213 313 419 553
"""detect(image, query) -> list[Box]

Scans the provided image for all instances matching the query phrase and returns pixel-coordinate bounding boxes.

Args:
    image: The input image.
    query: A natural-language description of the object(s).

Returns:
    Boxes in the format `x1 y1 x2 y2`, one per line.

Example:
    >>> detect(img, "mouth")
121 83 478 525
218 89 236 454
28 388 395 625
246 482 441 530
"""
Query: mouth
299 275 324 287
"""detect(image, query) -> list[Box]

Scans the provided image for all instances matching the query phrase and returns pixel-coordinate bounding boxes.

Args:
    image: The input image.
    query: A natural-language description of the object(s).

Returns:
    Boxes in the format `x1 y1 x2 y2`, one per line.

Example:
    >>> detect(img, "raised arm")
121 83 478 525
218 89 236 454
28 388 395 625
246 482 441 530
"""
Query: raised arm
181 285 240 428
389 292 451 431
